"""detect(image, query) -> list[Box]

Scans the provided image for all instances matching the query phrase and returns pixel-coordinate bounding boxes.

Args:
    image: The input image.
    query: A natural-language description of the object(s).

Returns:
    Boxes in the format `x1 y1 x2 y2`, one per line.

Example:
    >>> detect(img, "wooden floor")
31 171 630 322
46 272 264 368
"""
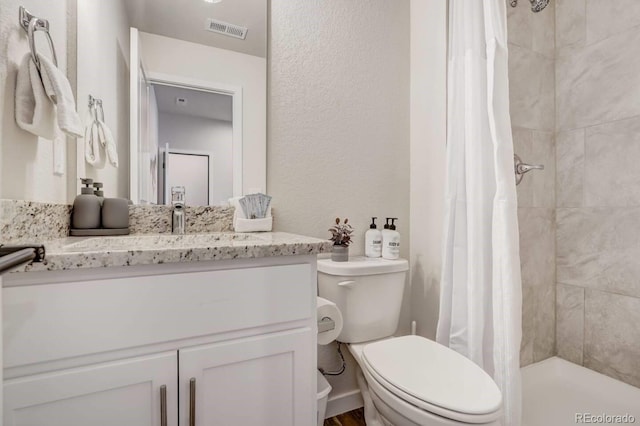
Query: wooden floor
324 408 366 426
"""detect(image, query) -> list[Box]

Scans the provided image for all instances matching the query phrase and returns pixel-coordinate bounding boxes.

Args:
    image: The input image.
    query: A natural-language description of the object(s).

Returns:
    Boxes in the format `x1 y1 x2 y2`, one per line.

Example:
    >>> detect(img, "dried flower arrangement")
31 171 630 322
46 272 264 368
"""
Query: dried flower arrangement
329 217 353 246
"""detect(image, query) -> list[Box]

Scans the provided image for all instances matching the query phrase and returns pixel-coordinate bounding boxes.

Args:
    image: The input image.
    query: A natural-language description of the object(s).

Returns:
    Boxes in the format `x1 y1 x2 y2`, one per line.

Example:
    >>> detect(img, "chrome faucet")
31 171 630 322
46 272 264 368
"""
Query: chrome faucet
171 186 186 235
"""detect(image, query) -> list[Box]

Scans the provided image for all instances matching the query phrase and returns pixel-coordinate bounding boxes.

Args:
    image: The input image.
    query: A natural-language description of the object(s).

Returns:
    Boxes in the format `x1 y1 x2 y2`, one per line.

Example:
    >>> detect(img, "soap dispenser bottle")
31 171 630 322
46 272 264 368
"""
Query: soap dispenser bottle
93 182 104 204
72 178 101 229
365 217 382 258
382 218 400 260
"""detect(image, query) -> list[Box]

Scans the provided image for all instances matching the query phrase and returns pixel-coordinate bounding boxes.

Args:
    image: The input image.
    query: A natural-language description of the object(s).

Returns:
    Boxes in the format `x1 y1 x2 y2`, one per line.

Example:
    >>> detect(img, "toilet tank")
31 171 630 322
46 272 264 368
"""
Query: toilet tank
317 257 408 343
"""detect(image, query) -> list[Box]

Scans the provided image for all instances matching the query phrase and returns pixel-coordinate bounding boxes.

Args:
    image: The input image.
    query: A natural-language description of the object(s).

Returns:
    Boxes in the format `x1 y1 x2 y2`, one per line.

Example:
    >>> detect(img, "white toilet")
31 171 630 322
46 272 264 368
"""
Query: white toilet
318 257 503 426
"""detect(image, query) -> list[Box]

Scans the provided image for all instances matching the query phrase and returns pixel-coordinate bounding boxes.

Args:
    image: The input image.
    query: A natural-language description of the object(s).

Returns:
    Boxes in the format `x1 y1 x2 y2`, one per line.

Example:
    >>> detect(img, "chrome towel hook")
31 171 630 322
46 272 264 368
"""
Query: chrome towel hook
88 95 105 122
18 6 58 71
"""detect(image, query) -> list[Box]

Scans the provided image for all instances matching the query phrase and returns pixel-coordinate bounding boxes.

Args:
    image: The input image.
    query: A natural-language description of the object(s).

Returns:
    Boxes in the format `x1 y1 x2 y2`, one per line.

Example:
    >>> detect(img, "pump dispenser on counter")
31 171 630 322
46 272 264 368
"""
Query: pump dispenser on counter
71 178 101 230
70 178 130 236
365 217 382 258
382 217 400 260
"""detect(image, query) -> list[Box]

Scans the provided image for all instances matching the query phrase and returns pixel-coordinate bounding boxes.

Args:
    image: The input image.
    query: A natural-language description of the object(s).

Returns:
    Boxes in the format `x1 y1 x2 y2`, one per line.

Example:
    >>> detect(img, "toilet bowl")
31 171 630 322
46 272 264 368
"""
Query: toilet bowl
318 257 503 426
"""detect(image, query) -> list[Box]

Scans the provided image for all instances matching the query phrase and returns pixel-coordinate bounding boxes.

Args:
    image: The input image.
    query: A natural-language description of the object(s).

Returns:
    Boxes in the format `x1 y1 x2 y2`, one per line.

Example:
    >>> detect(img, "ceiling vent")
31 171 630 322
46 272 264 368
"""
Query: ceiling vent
205 18 248 40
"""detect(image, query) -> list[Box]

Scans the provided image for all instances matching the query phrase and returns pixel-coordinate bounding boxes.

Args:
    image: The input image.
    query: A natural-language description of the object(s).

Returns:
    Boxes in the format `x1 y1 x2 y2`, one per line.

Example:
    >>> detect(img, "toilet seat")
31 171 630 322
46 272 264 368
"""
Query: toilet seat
357 336 503 424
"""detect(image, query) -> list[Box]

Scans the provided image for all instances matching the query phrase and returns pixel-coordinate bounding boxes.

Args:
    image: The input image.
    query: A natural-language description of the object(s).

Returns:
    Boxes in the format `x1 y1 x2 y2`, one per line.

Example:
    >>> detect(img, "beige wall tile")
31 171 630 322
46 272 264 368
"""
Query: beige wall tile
584 289 640 387
521 283 535 367
557 28 640 131
507 0 533 50
531 131 556 208
556 284 584 365
534 283 556 362
507 0 554 58
585 116 640 207
557 207 640 298
518 208 556 289
556 129 584 207
586 0 640 45
509 44 555 131
556 0 585 50
519 207 556 364
531 0 555 58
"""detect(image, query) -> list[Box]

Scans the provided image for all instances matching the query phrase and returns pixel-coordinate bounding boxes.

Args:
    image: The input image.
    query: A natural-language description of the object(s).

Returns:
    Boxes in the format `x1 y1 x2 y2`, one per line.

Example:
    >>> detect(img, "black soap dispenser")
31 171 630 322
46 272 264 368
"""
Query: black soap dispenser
72 178 101 230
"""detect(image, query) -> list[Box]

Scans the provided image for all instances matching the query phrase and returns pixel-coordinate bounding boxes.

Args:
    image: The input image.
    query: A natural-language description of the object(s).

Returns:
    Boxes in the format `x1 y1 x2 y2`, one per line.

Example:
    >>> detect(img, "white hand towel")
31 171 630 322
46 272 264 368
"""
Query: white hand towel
37 54 83 138
97 119 119 168
84 120 101 166
14 54 56 139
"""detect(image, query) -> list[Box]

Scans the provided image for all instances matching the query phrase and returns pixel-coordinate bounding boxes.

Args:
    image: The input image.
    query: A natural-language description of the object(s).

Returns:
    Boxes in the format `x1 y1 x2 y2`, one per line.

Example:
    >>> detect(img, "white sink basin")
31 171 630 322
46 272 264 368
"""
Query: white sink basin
63 233 268 252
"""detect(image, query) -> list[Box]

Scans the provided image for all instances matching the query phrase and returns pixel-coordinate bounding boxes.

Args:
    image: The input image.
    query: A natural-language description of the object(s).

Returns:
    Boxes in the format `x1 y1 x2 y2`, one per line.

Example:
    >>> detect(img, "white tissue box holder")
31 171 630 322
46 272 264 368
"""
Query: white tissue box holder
229 195 273 232
234 216 273 233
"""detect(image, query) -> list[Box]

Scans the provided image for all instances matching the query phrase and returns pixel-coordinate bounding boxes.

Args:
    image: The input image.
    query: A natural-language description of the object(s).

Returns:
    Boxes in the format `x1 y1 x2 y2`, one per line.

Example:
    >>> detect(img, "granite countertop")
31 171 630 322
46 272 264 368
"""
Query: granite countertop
9 232 333 273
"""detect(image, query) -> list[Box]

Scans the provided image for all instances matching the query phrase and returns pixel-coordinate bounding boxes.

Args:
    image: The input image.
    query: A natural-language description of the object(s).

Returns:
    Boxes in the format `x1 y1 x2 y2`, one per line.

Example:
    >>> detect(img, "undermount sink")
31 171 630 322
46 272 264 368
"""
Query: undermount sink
62 233 268 253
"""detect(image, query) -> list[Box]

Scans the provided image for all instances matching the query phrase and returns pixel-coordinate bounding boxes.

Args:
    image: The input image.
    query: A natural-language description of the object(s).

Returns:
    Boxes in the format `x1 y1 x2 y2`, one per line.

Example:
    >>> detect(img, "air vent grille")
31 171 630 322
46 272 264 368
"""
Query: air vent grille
205 18 248 40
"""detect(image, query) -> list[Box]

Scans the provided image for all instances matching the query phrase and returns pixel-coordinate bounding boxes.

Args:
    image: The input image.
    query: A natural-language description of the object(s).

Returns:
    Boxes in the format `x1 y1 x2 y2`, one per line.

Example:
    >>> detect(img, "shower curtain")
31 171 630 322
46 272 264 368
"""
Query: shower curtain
436 1 522 425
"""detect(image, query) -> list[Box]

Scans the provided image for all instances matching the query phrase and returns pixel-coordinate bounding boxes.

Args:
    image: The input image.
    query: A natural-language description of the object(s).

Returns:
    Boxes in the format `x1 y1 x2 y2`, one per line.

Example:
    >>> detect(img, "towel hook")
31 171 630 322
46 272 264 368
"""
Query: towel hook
18 6 58 71
88 95 105 122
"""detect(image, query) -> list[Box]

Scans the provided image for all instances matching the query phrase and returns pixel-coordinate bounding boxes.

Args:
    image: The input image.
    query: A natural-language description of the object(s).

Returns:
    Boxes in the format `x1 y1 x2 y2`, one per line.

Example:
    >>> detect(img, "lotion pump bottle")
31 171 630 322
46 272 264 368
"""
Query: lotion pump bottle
365 217 382 258
72 178 101 229
382 217 400 260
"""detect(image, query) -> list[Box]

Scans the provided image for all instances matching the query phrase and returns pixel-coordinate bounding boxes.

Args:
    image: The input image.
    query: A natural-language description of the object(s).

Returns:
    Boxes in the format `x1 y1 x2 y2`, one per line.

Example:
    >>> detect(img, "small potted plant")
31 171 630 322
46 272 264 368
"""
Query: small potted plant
329 217 353 262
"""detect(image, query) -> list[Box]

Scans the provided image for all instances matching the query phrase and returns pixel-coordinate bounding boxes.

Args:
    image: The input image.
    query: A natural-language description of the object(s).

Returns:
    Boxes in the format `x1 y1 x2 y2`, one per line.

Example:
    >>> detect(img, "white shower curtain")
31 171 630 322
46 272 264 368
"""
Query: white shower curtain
436 1 523 425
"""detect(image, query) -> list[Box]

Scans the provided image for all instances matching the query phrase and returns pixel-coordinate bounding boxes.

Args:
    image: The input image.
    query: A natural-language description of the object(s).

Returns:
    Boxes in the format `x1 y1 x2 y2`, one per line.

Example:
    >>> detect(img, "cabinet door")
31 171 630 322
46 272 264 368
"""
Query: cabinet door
4 352 178 426
179 328 315 426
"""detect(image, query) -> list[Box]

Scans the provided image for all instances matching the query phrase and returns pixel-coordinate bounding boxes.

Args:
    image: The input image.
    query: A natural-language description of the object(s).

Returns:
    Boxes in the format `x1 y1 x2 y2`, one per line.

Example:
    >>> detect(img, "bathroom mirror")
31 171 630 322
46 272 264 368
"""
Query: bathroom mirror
76 0 267 205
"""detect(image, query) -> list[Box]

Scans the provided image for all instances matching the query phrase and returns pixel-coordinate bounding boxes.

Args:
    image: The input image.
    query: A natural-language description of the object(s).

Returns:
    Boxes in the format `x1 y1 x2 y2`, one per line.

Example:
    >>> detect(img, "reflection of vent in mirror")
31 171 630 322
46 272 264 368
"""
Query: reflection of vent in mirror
205 19 248 40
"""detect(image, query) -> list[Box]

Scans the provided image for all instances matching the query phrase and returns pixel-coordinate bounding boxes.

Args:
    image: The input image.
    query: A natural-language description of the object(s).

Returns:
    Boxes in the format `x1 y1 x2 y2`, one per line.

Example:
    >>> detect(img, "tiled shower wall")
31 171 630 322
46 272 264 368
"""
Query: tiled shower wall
555 0 640 387
507 1 557 367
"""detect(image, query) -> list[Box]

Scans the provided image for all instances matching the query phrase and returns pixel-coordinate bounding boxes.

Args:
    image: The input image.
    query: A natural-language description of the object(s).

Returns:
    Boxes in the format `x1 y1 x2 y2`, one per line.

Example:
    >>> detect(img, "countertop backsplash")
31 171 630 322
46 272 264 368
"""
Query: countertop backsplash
1 199 235 244
129 205 234 234
1 200 72 244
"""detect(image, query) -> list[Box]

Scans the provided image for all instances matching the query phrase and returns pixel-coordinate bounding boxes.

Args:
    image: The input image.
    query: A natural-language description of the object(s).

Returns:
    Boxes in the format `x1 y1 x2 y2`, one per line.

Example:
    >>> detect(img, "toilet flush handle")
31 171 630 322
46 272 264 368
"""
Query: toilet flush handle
338 280 356 289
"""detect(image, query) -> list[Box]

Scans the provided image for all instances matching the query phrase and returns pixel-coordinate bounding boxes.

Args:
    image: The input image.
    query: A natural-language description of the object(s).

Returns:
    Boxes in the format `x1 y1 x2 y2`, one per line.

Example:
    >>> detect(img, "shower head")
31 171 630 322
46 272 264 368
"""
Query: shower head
510 0 550 13
530 0 550 12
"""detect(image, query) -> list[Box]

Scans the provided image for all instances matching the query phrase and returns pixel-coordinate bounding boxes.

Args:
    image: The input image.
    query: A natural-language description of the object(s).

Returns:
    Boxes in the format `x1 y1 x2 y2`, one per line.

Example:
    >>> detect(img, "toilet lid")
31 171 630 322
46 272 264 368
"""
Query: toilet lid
362 335 502 416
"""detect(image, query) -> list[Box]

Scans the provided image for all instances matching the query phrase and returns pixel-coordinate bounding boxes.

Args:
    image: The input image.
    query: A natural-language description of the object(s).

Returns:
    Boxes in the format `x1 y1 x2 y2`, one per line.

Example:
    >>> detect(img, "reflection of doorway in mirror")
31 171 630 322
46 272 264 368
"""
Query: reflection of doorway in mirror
164 150 213 206
139 80 238 206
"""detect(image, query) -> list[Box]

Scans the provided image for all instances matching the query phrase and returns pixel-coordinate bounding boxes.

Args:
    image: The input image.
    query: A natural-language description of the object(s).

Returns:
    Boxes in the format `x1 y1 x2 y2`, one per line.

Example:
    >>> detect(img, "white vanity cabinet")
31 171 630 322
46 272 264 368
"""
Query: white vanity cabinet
4 352 178 426
179 329 313 426
2 256 318 426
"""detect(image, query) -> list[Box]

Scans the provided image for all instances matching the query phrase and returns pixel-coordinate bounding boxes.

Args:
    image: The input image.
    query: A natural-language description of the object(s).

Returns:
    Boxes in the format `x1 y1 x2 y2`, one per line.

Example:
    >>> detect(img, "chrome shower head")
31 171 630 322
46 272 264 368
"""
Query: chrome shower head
510 0 550 13
530 0 550 12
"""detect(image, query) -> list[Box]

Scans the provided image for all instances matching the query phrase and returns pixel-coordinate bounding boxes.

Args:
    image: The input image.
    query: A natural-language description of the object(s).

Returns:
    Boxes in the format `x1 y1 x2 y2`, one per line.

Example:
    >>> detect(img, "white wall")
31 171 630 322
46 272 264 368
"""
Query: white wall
140 32 266 195
76 0 130 199
158 112 233 205
268 0 410 413
409 0 447 340
0 0 71 202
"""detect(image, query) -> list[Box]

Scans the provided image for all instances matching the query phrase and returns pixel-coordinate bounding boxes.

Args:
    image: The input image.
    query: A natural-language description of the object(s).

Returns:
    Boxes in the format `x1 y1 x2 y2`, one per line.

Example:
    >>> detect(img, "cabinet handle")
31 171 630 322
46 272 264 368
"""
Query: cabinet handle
189 377 196 426
160 385 167 426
